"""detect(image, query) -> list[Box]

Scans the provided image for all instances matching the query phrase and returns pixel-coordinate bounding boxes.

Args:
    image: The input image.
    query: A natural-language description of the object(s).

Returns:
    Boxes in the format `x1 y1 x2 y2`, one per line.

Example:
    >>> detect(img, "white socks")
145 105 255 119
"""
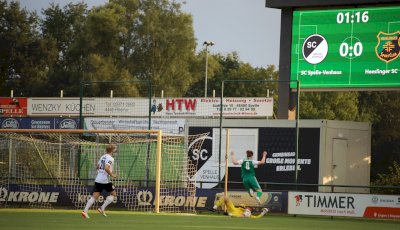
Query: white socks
84 197 96 212
83 195 115 212
101 195 114 211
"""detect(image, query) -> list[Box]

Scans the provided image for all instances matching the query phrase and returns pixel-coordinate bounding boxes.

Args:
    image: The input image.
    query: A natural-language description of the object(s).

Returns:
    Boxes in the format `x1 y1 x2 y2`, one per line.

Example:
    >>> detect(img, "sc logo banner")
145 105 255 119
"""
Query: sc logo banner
302 34 329 65
188 135 213 171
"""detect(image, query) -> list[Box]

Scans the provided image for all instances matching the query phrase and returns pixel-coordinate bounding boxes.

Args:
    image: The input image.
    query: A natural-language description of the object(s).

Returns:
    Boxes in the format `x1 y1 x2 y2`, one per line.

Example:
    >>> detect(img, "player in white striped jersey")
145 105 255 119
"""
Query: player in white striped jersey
82 144 118 219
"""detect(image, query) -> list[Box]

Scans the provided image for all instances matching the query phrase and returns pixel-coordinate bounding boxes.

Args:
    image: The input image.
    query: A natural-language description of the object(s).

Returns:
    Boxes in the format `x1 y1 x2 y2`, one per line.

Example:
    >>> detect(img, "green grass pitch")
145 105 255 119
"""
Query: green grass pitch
0 209 399 230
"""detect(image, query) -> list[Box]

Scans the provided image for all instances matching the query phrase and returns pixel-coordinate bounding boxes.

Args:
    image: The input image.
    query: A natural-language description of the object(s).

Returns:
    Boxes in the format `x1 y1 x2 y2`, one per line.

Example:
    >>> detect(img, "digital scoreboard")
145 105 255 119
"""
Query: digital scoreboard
290 6 400 89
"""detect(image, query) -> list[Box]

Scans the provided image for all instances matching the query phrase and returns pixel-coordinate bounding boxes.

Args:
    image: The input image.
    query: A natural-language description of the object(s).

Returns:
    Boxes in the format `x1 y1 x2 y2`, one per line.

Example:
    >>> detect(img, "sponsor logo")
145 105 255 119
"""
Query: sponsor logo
375 31 400 63
215 192 280 207
294 195 303 206
165 99 197 111
30 119 51 129
136 190 207 207
379 198 395 203
60 119 78 129
150 99 163 115
0 98 26 115
372 196 378 204
137 190 153 206
294 194 355 209
1 118 19 129
0 187 59 203
302 34 329 64
188 135 213 171
77 194 117 203
159 99 198 115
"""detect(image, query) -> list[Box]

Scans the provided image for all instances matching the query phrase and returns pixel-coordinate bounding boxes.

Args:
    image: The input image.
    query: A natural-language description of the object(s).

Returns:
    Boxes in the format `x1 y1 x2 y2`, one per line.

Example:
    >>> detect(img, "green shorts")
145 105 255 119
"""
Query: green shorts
243 176 261 191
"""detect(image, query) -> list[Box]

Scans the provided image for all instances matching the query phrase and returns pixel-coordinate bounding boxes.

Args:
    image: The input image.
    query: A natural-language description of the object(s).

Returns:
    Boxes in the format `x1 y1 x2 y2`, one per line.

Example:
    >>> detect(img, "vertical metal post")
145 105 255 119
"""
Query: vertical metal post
79 82 84 129
145 80 152 187
204 45 209 98
148 80 152 130
203 41 214 98
295 81 300 186
224 129 230 197
8 139 12 193
58 135 62 178
218 81 224 186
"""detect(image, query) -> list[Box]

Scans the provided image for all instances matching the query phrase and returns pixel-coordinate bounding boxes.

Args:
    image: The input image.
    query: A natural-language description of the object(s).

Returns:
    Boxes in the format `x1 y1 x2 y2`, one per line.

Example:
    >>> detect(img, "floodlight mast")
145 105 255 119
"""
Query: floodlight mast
203 41 215 97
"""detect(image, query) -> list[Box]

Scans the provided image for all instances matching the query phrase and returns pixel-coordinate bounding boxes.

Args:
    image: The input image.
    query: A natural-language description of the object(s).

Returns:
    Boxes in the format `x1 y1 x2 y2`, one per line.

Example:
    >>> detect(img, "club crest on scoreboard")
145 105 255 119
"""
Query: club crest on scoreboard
375 31 400 63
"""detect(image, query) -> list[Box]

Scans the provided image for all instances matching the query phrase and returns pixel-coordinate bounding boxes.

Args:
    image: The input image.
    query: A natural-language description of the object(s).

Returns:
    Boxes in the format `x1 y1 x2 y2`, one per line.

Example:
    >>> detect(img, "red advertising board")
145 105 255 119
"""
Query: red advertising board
0 98 28 117
363 207 400 219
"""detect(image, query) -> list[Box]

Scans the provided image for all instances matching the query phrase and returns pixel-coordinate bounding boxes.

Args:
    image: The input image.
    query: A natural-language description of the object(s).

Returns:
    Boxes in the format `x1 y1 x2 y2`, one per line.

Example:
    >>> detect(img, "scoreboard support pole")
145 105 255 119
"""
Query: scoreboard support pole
277 8 294 119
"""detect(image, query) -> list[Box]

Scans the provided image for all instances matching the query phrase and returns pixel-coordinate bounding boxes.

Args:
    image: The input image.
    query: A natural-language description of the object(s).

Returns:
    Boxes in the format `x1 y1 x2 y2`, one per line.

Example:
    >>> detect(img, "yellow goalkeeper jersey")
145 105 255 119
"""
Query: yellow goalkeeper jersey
215 197 264 219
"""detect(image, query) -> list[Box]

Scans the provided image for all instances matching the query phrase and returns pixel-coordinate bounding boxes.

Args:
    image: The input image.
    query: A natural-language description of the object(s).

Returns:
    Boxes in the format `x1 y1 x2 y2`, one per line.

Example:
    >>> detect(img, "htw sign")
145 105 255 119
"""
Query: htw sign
165 99 197 111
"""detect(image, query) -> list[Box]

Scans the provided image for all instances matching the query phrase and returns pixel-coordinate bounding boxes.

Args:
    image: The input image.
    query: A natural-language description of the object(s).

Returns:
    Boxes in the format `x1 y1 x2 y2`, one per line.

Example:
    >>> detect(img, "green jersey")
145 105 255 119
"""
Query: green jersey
239 159 257 179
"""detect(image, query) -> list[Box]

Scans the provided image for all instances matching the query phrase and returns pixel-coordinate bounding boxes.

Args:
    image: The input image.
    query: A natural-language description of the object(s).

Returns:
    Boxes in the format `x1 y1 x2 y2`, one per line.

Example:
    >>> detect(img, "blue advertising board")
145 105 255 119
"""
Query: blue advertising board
0 185 285 212
0 117 80 129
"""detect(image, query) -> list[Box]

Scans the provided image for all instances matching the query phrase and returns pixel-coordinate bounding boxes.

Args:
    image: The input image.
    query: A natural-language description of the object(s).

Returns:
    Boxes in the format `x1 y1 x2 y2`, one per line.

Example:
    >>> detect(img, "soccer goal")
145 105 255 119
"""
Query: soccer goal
0 129 207 214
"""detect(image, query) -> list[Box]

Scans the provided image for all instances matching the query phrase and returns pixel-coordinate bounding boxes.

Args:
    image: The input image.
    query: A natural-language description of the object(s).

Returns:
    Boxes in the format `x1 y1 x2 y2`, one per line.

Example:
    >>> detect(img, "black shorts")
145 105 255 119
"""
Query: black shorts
93 182 115 193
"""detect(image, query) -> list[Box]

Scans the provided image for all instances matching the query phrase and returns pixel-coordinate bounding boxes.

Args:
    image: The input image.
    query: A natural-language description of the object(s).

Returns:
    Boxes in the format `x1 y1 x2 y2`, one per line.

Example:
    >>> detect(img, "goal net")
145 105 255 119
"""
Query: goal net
0 129 208 214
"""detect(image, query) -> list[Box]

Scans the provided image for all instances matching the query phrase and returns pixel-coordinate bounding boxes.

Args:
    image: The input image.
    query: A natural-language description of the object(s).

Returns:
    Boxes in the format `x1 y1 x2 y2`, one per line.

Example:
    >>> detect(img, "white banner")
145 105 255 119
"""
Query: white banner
84 117 185 134
28 97 273 117
151 98 273 117
288 191 400 219
28 97 147 116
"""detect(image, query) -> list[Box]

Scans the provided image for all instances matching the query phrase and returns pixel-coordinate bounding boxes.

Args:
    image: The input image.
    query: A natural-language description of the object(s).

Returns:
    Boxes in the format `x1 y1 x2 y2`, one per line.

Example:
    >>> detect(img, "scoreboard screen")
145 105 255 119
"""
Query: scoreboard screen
290 6 400 89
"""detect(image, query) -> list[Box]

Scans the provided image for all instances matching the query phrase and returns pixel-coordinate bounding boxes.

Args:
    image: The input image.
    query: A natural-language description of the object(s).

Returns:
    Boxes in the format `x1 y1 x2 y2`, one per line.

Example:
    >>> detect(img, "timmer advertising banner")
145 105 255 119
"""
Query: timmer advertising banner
288 191 400 219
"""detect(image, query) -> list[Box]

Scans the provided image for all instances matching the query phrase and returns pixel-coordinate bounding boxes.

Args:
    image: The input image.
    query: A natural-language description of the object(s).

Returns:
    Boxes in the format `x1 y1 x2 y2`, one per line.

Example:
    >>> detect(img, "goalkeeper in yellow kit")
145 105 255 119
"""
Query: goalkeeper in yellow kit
210 196 268 218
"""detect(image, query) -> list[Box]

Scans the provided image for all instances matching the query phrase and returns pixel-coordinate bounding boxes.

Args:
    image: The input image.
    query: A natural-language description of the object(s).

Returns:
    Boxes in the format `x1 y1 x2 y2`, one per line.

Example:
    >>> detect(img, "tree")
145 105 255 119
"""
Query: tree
41 2 89 96
0 0 52 96
185 51 279 99
183 49 220 97
44 0 197 97
371 161 400 194
216 55 278 99
358 91 400 177
299 92 359 120
126 0 196 96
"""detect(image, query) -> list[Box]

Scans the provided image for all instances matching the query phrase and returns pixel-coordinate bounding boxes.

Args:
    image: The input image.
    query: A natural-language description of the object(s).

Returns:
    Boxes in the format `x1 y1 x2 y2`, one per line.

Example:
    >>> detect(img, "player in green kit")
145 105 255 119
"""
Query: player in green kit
231 150 267 204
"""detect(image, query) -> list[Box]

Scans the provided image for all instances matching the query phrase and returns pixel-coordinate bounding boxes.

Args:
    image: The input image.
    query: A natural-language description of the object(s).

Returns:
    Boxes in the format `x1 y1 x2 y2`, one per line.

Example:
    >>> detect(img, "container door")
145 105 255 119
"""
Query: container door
332 138 348 192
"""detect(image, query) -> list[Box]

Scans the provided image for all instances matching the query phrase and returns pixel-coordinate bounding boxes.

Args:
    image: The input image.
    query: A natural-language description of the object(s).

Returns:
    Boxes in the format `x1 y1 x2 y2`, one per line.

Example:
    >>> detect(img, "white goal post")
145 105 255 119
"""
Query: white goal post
0 129 207 214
